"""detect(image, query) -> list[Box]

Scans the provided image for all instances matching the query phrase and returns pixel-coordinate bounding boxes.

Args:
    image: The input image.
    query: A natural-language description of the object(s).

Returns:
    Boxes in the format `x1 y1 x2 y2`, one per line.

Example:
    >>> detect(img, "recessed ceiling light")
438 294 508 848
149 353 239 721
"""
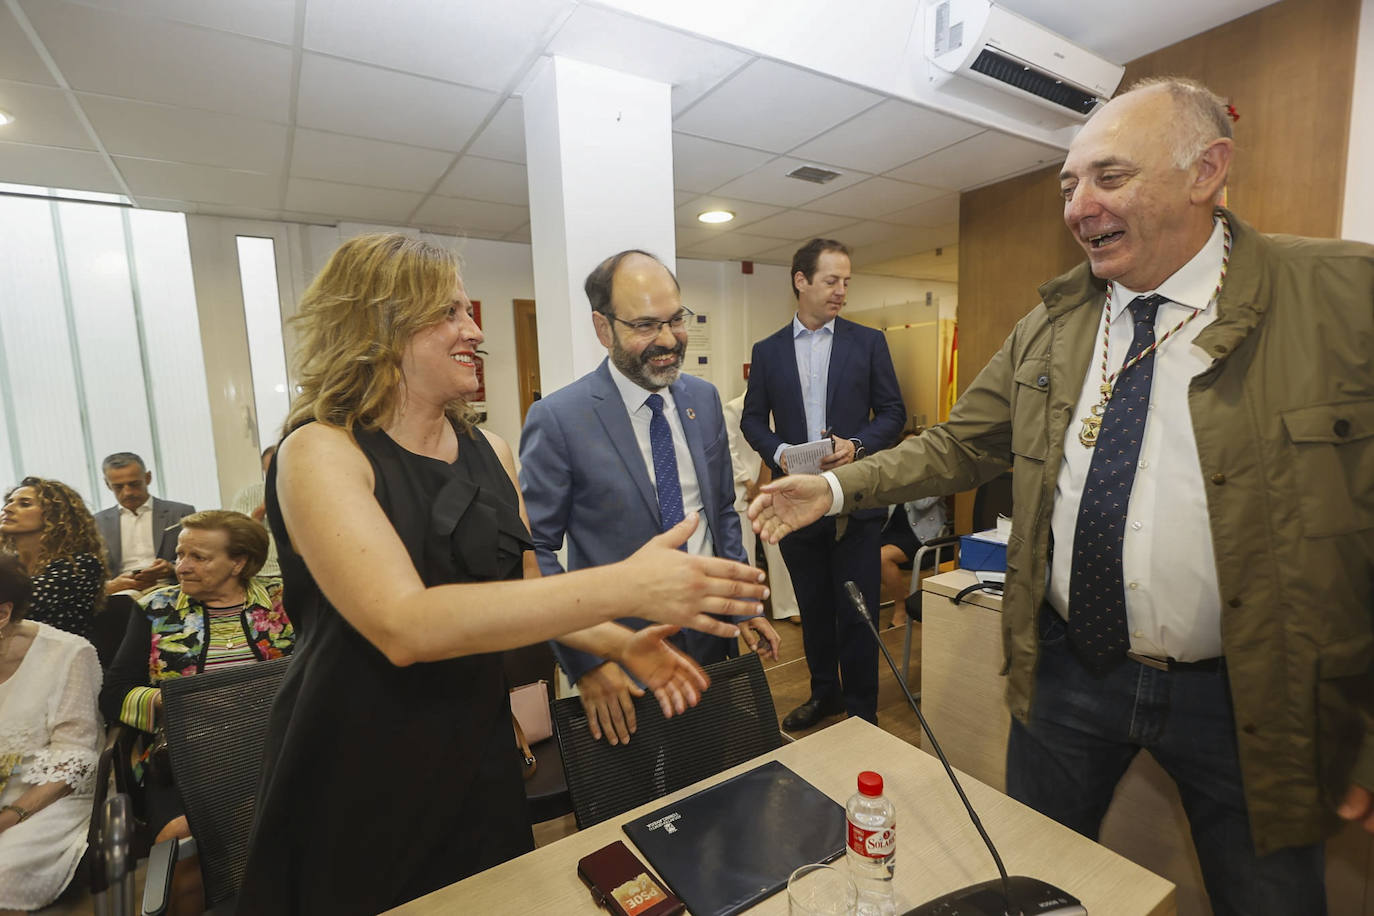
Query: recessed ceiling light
0 110 14 127
697 209 734 224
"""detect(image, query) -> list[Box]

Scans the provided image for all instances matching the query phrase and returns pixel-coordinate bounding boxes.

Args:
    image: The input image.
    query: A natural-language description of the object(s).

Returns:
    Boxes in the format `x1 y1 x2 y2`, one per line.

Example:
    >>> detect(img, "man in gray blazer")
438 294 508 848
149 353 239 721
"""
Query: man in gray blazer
520 250 780 744
93 452 195 594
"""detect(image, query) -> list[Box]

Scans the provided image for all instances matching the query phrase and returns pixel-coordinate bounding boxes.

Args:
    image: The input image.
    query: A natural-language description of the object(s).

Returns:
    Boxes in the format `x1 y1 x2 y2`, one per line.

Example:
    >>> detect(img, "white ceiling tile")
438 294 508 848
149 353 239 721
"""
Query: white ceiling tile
671 133 774 195
21 0 293 121
277 210 340 226
673 223 722 247
68 0 297 43
747 243 800 265
823 220 918 247
502 223 531 243
546 5 750 115
79 94 287 172
435 156 528 205
673 190 695 207
675 195 781 229
672 59 882 154
136 197 197 214
808 177 947 219
115 156 280 208
285 178 423 224
0 140 122 193
682 231 789 260
0 81 93 149
738 210 858 240
412 195 529 234
466 98 525 164
880 193 959 229
297 54 497 152
187 203 287 222
711 155 868 208
850 223 960 266
790 100 984 175
0 4 56 85
290 129 454 193
885 131 1064 191
303 0 573 90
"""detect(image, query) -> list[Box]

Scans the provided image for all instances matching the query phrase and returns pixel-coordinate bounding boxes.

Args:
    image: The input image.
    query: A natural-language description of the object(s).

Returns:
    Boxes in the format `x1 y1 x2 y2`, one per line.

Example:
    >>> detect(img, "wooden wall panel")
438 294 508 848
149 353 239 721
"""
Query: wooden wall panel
956 0 1361 393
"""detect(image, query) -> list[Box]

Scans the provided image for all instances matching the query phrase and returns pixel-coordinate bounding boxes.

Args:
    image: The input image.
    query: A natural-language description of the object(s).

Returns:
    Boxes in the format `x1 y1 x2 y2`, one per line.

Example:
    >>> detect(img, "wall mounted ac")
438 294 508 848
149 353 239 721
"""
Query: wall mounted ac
924 0 1124 122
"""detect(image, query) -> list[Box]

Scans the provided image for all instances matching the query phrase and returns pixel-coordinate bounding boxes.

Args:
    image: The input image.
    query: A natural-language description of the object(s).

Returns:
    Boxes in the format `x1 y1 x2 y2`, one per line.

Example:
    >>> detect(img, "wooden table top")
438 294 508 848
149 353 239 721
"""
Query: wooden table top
388 717 1174 915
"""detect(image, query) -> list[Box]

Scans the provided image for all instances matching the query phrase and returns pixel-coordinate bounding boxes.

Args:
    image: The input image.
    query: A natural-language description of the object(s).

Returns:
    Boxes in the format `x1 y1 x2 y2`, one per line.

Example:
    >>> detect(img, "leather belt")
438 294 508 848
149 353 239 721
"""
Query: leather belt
1126 650 1223 672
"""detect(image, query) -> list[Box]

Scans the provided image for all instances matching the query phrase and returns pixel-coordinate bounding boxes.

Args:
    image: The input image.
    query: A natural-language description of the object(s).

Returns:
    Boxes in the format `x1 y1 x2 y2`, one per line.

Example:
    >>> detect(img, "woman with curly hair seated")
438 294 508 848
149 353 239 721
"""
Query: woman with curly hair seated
100 509 293 836
0 553 103 912
0 477 107 641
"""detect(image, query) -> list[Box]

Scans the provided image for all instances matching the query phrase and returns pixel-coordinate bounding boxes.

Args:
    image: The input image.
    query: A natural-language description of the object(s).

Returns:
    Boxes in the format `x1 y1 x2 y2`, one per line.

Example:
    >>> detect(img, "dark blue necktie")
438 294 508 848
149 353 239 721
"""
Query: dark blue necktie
1068 295 1164 674
645 394 685 537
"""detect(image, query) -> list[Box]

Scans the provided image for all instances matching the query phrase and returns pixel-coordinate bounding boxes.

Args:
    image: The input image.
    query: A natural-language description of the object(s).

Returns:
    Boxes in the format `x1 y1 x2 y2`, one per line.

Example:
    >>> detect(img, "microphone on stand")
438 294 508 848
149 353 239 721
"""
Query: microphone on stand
844 581 1085 916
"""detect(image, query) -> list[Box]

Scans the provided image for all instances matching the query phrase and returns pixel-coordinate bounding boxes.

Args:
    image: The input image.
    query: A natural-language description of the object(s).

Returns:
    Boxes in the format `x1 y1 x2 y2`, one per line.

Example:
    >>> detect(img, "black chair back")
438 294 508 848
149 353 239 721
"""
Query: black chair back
90 595 138 671
552 652 783 829
160 656 291 908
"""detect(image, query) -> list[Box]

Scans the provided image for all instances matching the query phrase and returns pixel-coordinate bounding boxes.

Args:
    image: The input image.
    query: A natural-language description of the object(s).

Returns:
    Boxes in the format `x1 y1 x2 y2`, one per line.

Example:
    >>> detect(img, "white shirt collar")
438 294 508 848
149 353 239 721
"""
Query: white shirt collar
118 500 152 519
607 358 676 416
792 314 836 337
1113 216 1227 314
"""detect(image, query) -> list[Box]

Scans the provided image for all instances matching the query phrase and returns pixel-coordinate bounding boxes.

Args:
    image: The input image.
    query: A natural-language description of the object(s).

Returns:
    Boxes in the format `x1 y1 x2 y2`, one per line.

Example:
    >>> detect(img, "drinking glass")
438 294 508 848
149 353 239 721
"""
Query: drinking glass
787 862 857 916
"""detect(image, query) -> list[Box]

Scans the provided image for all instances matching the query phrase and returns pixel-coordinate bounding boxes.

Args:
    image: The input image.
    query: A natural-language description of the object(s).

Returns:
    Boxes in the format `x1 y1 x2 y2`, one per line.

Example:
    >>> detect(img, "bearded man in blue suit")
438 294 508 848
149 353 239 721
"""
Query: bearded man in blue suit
520 250 780 745
742 239 905 728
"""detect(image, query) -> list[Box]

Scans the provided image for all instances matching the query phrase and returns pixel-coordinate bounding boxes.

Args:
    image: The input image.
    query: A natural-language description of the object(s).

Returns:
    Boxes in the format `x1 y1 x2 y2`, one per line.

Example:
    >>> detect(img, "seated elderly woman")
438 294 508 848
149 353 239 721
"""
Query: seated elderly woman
100 509 292 833
1 477 107 641
0 553 103 913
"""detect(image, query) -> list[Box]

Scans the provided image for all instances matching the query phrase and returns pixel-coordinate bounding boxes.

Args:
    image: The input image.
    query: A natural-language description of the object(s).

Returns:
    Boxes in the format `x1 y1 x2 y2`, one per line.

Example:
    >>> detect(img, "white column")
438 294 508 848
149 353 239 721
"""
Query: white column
523 56 677 395
1342 0 1374 242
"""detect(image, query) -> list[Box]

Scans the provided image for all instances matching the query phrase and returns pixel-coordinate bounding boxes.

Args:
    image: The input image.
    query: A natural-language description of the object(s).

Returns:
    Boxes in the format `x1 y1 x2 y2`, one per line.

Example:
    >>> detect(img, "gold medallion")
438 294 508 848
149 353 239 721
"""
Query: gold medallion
1078 385 1112 448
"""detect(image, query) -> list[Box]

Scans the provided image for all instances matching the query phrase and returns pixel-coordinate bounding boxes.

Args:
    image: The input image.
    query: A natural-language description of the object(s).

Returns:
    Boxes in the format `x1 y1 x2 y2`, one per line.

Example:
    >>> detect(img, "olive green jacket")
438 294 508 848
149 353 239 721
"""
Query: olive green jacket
834 211 1373 853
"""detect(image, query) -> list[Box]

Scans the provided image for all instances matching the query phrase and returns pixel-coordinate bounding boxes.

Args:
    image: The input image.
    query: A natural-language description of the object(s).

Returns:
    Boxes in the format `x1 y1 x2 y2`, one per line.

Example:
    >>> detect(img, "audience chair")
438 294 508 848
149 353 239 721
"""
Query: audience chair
90 793 139 916
553 652 783 830
140 656 292 915
902 472 1015 685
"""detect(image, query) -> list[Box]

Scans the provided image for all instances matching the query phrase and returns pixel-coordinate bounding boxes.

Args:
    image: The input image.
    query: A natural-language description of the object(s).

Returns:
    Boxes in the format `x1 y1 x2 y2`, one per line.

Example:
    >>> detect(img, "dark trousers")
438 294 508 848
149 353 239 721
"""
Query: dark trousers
1007 607 1327 916
779 514 882 722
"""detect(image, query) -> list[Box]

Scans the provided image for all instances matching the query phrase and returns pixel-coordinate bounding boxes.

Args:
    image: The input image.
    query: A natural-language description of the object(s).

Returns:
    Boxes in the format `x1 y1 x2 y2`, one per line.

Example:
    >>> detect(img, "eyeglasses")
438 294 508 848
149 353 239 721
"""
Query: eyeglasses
610 307 695 339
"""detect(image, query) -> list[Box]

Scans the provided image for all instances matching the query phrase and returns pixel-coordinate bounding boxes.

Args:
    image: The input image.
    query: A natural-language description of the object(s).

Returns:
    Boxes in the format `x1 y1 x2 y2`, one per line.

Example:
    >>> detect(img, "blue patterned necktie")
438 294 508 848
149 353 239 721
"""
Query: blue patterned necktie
1067 295 1164 674
645 394 686 540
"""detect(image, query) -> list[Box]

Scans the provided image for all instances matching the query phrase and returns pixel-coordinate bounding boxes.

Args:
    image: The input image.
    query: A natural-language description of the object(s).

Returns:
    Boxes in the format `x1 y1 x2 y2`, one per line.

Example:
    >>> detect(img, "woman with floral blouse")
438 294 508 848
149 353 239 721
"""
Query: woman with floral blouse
100 509 293 835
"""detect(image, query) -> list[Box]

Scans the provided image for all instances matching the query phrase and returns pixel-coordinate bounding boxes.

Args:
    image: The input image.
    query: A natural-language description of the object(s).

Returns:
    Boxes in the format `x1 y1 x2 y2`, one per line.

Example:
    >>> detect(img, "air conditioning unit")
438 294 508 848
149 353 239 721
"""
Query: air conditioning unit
924 0 1124 121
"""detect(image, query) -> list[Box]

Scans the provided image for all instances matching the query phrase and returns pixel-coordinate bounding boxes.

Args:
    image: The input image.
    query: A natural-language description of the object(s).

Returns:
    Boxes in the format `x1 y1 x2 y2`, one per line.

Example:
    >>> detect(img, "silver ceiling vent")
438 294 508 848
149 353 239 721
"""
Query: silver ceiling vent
786 165 842 184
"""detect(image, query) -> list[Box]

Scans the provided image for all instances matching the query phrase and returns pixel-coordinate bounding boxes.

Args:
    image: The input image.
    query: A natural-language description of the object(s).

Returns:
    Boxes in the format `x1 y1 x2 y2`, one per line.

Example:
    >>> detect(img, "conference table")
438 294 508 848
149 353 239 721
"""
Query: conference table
388 717 1175 915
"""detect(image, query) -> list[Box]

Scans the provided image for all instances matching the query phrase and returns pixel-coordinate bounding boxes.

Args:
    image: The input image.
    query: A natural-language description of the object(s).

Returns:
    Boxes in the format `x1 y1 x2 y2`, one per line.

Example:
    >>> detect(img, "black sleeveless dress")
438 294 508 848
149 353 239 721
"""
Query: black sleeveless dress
237 423 535 914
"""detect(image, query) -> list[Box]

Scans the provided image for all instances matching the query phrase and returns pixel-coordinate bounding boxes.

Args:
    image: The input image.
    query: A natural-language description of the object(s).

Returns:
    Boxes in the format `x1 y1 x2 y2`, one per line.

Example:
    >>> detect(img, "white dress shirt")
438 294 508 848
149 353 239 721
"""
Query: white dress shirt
1048 217 1228 660
118 501 157 574
608 362 714 558
773 315 836 467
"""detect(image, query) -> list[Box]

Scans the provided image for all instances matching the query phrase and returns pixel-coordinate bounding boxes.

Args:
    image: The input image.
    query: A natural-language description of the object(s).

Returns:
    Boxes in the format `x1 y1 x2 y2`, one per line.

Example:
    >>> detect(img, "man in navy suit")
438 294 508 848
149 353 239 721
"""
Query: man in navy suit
520 250 780 744
742 239 904 727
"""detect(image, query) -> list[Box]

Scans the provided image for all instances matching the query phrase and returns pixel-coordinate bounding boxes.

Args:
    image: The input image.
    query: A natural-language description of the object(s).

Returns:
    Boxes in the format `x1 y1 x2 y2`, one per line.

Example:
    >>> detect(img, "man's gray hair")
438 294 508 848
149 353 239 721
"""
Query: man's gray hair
1124 76 1233 170
101 452 146 473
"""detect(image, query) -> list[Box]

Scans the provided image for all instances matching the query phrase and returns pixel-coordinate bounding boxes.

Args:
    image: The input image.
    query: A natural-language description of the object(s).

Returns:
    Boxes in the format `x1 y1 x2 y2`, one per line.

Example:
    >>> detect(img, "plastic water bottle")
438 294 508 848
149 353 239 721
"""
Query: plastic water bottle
846 770 896 915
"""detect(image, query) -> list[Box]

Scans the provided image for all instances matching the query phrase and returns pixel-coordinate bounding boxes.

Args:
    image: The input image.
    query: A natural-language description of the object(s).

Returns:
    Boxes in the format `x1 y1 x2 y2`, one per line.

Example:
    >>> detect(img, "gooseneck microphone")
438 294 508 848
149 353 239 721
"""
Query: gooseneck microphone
844 581 1085 916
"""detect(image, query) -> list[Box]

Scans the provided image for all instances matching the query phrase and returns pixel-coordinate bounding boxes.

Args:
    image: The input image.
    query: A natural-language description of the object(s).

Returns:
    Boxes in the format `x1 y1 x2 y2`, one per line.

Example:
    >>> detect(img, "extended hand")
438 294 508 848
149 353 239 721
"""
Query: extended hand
620 624 711 719
739 616 781 660
1338 783 1374 833
623 514 769 637
577 661 641 745
748 475 834 543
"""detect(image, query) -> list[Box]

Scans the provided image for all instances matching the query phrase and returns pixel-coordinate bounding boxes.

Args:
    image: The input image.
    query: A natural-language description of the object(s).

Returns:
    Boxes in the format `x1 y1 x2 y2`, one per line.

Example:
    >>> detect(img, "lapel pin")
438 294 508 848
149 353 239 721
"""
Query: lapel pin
685 408 696 420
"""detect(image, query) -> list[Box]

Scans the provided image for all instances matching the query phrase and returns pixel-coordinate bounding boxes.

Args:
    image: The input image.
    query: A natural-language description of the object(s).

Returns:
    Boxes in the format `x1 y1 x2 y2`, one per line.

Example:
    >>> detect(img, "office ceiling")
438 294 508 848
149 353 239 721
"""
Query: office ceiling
0 0 1277 280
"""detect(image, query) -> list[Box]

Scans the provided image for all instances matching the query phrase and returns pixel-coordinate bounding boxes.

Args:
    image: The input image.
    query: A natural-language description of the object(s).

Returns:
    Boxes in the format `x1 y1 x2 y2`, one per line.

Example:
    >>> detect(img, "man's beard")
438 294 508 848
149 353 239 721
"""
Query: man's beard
611 337 685 390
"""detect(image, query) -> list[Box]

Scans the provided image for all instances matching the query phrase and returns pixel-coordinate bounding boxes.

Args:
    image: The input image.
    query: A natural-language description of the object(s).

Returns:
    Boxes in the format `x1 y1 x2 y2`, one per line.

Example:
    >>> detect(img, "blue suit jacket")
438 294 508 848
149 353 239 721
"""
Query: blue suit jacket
519 360 747 684
741 316 905 519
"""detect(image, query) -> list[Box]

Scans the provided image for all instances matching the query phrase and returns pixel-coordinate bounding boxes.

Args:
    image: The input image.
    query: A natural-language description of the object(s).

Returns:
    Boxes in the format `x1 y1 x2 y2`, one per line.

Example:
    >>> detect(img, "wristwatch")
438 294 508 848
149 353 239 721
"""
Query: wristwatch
848 437 866 460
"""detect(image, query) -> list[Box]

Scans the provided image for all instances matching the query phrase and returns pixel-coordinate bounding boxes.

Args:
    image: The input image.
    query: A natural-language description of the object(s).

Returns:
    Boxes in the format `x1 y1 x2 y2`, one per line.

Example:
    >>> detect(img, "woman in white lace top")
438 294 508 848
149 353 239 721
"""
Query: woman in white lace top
0 553 102 912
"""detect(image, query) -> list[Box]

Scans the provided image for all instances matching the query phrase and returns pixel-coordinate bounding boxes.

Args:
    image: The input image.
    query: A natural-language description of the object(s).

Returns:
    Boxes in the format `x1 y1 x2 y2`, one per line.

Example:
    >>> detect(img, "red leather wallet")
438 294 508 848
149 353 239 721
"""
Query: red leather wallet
577 840 685 916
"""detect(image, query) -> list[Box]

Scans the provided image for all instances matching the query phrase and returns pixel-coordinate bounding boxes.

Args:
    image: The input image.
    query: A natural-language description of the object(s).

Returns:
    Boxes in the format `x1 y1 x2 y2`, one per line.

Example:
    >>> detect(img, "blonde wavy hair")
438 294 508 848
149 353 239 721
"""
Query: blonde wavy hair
284 233 476 436
1 476 109 577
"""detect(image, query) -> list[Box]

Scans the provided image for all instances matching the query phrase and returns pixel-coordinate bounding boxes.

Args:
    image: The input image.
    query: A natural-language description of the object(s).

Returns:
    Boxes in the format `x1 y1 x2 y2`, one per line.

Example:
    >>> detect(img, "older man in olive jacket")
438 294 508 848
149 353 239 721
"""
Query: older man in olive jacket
751 78 1373 914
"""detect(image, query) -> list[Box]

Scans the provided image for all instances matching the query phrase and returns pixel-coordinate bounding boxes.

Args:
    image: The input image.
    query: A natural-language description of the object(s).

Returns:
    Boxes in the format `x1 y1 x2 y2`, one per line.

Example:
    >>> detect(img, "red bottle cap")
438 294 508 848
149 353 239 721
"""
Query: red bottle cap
858 771 883 796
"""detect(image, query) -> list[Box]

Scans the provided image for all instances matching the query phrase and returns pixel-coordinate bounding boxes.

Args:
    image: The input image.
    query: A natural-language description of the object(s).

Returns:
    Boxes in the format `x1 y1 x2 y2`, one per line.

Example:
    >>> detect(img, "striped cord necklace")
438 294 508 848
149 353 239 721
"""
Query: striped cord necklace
1077 213 1232 448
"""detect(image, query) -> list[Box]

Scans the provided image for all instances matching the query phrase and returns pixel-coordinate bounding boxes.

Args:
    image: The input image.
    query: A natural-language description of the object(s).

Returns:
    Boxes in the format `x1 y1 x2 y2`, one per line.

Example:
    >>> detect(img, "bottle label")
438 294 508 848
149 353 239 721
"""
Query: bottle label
847 822 895 859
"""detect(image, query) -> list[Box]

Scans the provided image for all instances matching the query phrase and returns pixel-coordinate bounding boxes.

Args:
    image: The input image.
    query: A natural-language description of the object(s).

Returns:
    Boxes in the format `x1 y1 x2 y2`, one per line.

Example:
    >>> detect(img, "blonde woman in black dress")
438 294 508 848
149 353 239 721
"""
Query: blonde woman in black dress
237 234 768 914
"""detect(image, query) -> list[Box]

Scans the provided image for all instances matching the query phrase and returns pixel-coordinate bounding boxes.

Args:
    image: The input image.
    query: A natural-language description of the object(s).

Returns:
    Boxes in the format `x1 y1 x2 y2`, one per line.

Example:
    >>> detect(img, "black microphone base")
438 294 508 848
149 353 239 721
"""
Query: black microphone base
900 875 1085 915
